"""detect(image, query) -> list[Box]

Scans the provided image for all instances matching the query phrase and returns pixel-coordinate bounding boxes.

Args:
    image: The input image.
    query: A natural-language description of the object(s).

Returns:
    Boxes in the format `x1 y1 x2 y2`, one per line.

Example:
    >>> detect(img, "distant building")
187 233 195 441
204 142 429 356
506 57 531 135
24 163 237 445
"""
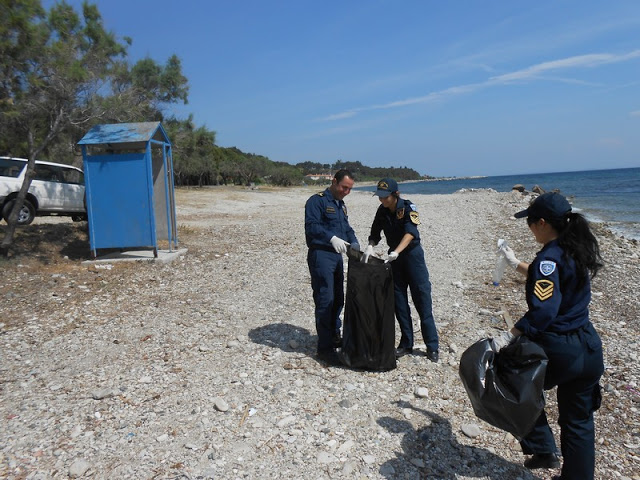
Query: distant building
304 173 333 181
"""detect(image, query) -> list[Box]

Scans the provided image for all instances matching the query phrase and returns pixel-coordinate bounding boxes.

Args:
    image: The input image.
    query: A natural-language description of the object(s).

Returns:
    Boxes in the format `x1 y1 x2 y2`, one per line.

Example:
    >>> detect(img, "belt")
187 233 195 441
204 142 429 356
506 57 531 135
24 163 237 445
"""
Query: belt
309 245 339 254
548 321 591 335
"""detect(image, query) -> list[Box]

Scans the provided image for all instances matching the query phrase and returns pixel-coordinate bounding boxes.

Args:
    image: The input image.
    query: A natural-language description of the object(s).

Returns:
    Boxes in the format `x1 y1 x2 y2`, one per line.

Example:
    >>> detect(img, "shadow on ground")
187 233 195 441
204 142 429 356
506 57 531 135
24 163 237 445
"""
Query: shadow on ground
378 402 542 480
248 322 316 354
0 221 90 262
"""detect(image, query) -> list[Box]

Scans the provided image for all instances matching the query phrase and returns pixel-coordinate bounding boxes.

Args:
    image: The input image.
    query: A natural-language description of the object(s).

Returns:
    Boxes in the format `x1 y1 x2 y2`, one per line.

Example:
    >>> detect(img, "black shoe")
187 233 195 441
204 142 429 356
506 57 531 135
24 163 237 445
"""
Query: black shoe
395 347 413 357
524 453 560 470
426 349 439 363
317 349 342 366
332 334 342 349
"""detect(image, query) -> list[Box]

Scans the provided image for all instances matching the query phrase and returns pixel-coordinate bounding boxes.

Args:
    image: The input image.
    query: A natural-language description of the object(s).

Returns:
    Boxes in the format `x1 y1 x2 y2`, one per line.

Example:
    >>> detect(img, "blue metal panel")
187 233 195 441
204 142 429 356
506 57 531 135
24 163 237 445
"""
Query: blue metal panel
84 153 154 251
78 122 165 145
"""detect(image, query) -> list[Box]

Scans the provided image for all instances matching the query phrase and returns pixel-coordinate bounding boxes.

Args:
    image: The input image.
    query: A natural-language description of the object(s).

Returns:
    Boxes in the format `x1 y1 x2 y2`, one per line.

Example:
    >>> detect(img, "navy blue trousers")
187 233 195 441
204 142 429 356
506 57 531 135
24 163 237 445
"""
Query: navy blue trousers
520 322 604 480
307 249 343 352
391 245 438 352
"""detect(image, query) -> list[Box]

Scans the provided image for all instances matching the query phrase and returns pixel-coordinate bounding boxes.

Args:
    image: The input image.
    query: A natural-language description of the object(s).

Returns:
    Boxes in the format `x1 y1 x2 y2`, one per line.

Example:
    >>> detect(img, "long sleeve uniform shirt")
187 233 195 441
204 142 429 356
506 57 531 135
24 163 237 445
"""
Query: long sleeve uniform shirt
305 188 358 250
368 198 421 252
514 239 591 336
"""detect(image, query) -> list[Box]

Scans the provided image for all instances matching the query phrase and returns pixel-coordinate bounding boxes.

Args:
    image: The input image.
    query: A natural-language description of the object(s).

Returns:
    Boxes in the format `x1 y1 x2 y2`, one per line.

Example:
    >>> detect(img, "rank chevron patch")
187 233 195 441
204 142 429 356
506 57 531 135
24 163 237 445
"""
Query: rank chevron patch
534 279 554 301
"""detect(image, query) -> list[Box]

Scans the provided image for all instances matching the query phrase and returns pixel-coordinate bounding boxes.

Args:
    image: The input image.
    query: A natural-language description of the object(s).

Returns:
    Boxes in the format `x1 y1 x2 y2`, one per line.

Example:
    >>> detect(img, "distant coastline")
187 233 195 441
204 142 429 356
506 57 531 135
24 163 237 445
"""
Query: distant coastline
356 167 640 241
422 175 488 182
347 176 489 189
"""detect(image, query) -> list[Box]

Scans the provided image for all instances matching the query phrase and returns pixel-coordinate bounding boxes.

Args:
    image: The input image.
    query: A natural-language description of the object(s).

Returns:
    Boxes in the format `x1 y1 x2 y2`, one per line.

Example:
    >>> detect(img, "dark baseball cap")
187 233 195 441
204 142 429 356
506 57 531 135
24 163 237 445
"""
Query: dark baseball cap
514 192 572 219
374 178 398 198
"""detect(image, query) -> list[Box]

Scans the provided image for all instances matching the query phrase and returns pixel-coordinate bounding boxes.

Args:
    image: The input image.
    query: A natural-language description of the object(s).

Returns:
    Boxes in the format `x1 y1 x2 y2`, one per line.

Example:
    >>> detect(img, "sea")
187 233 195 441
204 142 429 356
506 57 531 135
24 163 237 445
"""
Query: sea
355 167 640 241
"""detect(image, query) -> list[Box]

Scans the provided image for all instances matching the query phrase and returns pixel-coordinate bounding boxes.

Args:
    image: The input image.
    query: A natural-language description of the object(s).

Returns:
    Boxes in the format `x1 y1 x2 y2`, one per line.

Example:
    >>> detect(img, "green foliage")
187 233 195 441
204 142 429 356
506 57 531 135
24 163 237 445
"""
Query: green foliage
165 115 218 186
0 0 189 163
0 0 47 100
130 55 188 104
1 0 128 159
267 161 304 187
295 161 331 174
295 160 423 183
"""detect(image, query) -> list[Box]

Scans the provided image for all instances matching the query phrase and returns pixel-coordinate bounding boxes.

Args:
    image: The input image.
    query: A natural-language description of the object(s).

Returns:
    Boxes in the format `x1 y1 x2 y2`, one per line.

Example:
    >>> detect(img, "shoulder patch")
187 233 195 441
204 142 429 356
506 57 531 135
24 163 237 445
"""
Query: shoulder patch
409 203 417 211
409 211 420 225
539 260 556 276
534 279 554 301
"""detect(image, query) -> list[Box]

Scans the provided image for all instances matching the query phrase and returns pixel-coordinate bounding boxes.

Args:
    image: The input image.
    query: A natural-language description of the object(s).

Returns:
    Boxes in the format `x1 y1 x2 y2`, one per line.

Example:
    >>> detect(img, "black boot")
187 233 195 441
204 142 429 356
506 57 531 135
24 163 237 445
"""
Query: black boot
524 453 560 469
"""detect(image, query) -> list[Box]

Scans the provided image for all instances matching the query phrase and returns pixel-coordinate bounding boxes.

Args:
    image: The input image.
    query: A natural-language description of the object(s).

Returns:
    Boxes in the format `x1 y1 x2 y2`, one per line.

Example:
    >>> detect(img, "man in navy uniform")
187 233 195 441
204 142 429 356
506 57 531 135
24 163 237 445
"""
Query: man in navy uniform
305 169 360 365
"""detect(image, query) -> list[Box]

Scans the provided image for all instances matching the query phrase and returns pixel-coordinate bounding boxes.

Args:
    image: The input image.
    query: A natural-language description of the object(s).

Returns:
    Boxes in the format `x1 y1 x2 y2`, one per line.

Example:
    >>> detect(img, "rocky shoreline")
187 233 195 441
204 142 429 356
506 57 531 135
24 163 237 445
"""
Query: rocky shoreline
1 186 638 479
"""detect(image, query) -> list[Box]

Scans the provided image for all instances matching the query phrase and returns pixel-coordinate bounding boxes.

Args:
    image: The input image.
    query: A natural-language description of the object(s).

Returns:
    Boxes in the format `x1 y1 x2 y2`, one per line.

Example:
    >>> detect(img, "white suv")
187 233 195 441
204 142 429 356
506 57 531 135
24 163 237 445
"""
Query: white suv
0 156 86 225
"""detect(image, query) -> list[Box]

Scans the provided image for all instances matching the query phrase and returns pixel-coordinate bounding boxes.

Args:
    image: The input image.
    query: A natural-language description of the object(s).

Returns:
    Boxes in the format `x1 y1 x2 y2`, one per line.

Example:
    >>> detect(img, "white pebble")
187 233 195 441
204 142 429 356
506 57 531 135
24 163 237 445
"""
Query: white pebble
414 387 429 398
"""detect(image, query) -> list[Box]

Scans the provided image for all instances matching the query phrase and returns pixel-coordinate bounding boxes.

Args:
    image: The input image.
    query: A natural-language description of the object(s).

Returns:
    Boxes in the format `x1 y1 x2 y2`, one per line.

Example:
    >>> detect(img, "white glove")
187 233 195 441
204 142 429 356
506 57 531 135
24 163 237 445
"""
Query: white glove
361 244 374 263
500 245 521 269
330 236 349 254
385 251 399 263
491 331 514 351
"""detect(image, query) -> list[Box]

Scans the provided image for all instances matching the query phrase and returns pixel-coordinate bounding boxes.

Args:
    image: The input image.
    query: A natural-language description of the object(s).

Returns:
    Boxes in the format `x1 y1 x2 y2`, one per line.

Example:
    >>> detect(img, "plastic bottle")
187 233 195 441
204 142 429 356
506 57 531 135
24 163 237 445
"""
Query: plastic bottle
492 239 508 286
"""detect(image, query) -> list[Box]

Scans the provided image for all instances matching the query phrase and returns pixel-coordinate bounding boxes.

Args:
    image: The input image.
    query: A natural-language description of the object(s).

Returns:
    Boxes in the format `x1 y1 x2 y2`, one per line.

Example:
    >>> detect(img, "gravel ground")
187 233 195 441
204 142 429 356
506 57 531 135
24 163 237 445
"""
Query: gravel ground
0 185 639 480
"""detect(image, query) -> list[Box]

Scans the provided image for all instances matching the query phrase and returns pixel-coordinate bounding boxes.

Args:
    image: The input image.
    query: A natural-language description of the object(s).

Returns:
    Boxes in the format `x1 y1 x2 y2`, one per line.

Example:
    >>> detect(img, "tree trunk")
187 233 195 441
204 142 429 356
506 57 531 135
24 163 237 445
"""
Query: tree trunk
0 156 37 256
1 125 56 256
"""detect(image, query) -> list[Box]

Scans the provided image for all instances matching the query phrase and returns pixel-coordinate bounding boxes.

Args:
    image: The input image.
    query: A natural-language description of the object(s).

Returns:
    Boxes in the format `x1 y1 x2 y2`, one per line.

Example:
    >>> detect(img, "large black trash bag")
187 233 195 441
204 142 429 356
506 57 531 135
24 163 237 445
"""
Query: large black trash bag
340 249 396 371
458 335 548 439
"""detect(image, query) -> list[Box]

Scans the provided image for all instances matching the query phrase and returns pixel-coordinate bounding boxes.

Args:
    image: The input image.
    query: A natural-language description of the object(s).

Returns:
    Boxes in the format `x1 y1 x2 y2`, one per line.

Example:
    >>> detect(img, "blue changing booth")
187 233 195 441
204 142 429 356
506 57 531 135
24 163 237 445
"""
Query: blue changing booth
78 122 178 258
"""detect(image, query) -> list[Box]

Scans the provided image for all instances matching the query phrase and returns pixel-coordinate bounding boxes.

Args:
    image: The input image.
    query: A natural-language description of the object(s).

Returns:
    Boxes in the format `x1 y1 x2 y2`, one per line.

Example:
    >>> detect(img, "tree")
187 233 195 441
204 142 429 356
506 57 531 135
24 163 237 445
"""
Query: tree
0 0 126 253
269 161 304 186
96 54 188 125
295 161 331 175
165 115 217 186
0 0 189 254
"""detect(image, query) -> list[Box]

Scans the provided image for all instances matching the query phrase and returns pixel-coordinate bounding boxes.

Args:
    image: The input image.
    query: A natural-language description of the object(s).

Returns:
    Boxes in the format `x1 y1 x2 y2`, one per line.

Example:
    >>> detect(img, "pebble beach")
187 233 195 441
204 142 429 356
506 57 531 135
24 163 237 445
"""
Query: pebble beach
1 185 639 479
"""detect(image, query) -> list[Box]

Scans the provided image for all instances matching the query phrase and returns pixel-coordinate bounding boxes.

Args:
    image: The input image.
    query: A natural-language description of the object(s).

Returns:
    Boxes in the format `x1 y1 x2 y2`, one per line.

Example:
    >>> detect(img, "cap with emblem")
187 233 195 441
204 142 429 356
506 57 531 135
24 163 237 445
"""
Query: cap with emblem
514 192 572 220
374 178 398 198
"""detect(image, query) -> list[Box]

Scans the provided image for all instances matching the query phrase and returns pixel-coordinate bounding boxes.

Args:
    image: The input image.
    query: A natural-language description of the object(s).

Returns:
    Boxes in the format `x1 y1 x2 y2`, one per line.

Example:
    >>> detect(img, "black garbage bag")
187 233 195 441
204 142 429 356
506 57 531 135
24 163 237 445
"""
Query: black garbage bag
458 335 548 439
340 249 396 371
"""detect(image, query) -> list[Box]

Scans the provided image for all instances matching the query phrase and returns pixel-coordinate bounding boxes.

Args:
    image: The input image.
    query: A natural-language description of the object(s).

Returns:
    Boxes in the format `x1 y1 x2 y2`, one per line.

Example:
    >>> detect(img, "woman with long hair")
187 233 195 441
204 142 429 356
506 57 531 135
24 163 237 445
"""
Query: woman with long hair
500 192 604 480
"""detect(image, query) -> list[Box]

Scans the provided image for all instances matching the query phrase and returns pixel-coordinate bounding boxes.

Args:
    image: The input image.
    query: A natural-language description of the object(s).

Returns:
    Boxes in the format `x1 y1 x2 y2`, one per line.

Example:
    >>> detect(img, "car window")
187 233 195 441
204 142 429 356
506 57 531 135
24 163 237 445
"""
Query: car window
0 158 26 178
60 167 84 185
34 164 60 182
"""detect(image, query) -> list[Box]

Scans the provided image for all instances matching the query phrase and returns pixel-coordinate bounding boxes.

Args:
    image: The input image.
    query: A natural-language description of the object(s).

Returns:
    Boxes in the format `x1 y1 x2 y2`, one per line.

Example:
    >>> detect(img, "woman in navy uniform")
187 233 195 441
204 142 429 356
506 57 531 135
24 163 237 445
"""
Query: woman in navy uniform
363 178 439 362
500 192 604 480
305 169 359 365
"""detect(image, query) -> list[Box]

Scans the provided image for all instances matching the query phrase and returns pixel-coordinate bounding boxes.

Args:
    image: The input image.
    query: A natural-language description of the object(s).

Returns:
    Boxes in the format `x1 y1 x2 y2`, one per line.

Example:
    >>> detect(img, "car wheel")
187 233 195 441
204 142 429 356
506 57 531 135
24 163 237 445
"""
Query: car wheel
2 199 36 225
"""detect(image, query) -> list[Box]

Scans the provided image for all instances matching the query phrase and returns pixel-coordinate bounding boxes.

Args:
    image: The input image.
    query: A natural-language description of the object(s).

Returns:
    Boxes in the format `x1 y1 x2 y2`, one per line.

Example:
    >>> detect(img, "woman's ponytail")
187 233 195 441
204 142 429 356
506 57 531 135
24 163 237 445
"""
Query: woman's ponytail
552 212 603 287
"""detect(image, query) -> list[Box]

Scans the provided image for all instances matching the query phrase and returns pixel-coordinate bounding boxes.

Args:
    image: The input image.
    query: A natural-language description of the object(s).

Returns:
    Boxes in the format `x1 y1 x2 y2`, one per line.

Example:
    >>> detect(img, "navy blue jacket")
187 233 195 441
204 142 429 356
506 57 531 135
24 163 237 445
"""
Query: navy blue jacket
305 188 358 250
515 240 591 336
368 198 421 252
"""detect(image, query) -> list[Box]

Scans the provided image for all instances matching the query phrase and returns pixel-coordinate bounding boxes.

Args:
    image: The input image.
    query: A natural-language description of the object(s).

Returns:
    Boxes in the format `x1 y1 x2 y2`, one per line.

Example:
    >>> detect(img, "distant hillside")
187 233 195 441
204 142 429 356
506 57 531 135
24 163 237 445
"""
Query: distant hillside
171 143 430 187
296 160 428 183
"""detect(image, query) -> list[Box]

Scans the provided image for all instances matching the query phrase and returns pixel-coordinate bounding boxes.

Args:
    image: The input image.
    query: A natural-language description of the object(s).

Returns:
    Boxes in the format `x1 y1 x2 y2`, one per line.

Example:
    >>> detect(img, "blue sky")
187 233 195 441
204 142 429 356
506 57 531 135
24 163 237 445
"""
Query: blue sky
49 1 640 177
